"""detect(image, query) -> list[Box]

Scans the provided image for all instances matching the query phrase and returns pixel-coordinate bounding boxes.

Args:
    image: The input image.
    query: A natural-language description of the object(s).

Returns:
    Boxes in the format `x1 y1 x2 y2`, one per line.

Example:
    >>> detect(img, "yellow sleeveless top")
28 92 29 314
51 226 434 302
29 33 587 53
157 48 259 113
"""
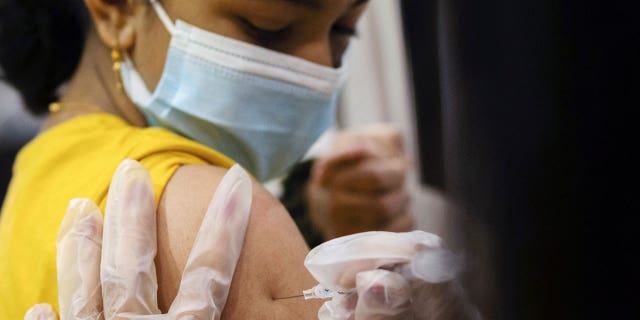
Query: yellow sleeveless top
0 113 234 319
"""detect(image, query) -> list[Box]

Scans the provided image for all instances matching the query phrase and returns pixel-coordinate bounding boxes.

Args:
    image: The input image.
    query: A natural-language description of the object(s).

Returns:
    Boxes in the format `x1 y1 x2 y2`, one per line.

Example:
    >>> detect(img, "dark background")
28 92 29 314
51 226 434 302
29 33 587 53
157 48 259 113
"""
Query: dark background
402 0 636 318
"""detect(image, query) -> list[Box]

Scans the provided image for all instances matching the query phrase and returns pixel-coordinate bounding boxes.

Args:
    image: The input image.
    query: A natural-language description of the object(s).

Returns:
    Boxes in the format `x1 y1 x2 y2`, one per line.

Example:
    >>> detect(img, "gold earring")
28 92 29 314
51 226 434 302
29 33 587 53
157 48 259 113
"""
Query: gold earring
111 41 124 92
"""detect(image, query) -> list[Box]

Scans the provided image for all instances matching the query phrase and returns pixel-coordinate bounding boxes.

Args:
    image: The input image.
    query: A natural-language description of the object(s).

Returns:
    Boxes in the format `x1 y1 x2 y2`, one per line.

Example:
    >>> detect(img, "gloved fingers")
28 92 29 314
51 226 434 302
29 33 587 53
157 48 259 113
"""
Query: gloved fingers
168 165 253 319
400 248 464 284
305 231 442 292
101 159 161 318
330 156 409 194
24 304 58 320
317 294 358 320
354 270 411 320
56 198 104 320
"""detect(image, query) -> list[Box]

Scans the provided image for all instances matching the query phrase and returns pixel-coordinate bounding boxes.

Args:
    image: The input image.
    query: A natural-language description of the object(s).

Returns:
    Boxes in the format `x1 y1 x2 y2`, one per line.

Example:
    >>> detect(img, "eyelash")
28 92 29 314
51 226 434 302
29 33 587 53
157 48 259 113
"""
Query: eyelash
241 18 358 42
240 19 288 42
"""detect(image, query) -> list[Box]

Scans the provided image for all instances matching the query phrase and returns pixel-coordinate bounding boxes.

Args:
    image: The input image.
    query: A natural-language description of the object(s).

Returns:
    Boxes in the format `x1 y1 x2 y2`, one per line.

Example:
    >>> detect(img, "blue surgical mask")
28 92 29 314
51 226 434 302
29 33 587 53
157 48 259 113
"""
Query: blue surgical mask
120 0 348 182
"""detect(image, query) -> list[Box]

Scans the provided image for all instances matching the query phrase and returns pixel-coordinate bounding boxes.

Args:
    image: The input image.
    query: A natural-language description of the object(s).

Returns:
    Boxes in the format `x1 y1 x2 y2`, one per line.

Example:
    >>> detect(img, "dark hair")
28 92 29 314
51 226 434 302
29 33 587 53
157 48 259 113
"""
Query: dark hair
0 0 90 114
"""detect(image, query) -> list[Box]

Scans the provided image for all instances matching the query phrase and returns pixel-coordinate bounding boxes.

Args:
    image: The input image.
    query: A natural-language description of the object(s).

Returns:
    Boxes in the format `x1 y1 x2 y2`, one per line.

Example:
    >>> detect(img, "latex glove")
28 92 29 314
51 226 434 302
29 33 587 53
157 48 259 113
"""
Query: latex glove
304 231 481 320
307 124 414 239
25 159 252 320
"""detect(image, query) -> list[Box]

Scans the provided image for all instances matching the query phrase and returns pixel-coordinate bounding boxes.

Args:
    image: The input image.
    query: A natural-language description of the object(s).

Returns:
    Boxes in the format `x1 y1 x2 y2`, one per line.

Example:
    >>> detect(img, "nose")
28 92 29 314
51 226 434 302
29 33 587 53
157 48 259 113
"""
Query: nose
289 37 334 68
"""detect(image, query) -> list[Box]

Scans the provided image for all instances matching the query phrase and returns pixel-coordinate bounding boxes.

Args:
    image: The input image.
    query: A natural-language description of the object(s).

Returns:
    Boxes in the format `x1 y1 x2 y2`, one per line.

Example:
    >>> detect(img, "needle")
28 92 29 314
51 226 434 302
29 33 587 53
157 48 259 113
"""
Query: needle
275 285 355 300
274 294 305 300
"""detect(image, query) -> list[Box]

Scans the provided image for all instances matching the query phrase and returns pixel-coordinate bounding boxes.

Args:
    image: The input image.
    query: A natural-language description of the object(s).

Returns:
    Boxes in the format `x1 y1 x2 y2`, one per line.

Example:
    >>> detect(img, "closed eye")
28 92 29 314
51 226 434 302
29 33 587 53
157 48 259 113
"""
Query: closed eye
240 18 290 42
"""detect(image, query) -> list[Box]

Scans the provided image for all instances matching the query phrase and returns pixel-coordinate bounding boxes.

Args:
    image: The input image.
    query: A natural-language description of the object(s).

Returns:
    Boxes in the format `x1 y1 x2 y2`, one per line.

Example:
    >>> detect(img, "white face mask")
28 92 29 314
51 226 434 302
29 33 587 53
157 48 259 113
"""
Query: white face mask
121 0 348 181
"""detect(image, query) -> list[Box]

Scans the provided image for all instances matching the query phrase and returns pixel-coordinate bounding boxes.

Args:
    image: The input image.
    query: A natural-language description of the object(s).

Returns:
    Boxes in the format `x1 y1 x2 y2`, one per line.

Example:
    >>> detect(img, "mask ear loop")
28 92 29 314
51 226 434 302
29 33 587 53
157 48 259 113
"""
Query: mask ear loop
149 0 176 35
119 1 174 106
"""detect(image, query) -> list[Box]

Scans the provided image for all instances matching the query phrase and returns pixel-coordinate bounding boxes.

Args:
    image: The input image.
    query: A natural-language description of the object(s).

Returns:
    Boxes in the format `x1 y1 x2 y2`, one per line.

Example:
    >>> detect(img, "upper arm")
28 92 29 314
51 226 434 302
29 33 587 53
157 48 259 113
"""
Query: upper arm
155 165 323 319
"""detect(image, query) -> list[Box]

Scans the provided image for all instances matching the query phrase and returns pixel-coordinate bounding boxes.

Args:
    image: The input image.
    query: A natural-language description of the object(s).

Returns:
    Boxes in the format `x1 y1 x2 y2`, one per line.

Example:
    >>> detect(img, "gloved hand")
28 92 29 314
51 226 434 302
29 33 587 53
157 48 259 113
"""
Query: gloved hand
304 231 481 320
307 124 414 239
25 159 253 320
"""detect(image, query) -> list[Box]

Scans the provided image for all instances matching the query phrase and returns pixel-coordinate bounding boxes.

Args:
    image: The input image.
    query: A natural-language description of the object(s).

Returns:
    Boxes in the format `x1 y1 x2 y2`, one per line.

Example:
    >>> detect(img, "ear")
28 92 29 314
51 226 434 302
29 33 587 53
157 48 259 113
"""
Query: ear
84 0 137 50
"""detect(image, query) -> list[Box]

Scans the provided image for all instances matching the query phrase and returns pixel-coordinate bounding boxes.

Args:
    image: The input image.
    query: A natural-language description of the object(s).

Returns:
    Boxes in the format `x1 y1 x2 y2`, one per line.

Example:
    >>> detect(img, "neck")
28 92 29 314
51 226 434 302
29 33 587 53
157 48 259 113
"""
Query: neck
43 30 147 130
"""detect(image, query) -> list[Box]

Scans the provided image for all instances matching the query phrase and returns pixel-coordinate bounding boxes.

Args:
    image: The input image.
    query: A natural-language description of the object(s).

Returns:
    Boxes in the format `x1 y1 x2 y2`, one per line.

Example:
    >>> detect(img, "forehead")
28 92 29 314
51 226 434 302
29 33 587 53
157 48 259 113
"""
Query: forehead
226 0 368 11
159 0 368 30
282 0 368 9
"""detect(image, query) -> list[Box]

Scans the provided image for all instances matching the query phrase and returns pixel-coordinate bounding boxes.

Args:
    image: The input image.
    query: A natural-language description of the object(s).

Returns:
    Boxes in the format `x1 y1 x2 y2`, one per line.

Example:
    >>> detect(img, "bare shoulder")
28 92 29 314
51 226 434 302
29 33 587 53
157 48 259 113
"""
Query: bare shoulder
156 164 322 319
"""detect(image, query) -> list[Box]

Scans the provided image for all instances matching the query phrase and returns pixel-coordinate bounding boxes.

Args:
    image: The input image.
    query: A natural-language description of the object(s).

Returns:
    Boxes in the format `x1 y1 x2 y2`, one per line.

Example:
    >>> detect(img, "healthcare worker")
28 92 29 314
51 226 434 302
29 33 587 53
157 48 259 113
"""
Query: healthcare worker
25 159 478 320
0 0 473 318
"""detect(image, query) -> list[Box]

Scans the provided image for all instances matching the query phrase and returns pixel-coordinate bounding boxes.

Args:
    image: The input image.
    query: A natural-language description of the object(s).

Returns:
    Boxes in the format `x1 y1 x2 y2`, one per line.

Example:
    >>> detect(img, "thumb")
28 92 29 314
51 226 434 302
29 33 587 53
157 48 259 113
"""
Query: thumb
24 304 58 320
354 270 411 320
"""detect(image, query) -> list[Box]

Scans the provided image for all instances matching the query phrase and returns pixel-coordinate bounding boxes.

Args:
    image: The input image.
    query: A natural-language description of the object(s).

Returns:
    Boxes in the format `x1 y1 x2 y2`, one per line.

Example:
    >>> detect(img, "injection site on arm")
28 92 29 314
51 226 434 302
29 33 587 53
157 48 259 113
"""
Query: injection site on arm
156 164 324 318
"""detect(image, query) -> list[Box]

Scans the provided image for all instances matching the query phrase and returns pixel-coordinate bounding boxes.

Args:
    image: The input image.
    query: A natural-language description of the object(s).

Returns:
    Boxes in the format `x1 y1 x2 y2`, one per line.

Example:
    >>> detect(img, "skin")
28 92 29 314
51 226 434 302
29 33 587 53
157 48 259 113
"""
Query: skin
158 165 322 317
42 0 369 318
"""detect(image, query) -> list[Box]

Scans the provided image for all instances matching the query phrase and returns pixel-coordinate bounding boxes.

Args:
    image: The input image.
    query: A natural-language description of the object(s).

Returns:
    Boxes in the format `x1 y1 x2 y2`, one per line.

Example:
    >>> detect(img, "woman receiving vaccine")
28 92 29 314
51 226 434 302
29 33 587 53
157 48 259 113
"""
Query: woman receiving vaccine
0 0 476 318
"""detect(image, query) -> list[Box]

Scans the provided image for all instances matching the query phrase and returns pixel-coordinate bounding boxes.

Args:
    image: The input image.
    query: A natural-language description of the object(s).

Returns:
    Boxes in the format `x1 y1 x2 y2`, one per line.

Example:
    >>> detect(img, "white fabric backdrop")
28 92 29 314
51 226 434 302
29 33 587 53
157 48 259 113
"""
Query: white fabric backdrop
336 0 450 238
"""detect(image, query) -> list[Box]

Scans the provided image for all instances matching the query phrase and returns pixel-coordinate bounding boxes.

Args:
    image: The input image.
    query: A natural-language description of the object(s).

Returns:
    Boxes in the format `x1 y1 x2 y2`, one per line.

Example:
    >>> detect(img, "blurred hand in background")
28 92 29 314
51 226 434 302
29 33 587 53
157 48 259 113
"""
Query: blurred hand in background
307 124 414 239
